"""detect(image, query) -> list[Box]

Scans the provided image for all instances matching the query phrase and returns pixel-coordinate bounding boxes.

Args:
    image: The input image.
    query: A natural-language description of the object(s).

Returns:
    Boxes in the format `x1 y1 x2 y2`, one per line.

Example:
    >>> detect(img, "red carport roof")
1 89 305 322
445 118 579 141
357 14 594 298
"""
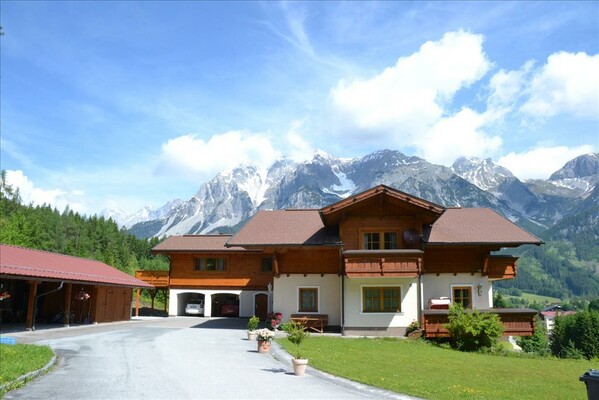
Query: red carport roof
0 244 153 288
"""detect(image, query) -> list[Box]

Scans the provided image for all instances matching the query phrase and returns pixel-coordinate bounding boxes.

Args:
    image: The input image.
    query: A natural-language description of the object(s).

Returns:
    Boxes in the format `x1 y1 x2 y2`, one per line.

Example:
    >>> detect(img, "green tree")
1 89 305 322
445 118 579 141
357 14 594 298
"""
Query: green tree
517 316 550 356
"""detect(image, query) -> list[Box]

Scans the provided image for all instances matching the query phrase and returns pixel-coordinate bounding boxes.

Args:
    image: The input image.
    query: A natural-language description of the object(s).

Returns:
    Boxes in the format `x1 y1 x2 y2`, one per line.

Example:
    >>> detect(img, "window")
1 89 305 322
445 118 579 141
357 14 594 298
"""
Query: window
453 286 472 309
194 257 227 272
362 286 401 313
362 231 398 250
298 288 318 313
261 257 273 272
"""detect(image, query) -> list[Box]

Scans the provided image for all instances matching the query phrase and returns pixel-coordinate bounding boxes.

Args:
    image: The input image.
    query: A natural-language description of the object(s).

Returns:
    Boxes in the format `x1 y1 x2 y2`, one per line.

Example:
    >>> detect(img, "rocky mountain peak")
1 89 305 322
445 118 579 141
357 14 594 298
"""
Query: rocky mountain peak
451 156 514 192
549 153 599 180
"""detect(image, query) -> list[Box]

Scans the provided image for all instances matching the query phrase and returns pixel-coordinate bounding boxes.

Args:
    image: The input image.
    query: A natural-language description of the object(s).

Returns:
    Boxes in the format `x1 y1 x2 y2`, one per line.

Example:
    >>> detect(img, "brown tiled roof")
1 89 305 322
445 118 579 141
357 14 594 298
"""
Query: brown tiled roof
424 208 543 246
0 244 153 288
226 210 340 247
152 235 250 253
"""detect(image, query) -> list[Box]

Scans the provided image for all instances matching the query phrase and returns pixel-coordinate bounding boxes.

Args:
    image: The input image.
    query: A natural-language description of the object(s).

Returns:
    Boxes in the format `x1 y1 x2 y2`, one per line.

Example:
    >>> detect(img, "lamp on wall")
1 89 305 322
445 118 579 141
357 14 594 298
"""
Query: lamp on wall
477 283 483 296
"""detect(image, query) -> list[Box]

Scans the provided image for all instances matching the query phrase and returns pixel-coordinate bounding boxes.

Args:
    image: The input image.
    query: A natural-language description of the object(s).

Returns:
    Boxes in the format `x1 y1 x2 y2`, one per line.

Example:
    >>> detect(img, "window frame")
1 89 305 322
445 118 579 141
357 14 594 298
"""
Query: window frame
297 286 319 313
359 229 400 250
193 256 228 272
261 257 273 273
451 285 473 309
361 285 402 313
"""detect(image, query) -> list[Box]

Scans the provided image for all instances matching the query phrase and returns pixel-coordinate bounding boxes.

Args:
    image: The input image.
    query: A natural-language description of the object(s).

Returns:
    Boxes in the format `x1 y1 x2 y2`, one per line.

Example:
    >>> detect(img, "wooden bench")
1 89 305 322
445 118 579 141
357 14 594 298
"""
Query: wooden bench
290 314 328 333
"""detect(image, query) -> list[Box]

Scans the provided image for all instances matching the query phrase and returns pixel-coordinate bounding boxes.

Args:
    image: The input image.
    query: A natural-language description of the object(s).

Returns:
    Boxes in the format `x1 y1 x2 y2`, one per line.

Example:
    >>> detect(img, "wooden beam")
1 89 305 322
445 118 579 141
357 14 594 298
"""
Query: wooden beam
273 253 280 278
135 288 141 317
25 281 39 331
63 283 73 326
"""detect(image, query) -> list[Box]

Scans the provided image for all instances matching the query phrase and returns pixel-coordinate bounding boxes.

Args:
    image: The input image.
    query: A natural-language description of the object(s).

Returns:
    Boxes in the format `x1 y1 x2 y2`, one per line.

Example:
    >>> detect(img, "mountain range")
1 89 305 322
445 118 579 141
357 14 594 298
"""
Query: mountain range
110 151 598 241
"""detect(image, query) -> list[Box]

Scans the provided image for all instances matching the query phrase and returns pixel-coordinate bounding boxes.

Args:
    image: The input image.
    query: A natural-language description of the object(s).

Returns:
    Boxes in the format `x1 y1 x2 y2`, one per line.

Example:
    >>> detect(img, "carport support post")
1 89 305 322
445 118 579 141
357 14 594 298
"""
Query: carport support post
63 283 73 326
135 288 141 317
150 289 156 316
25 281 39 331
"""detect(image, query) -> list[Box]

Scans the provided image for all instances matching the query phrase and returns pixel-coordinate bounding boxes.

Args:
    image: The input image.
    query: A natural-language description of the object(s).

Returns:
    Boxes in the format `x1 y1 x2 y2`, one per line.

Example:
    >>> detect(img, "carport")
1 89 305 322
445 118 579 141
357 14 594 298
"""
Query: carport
0 244 153 330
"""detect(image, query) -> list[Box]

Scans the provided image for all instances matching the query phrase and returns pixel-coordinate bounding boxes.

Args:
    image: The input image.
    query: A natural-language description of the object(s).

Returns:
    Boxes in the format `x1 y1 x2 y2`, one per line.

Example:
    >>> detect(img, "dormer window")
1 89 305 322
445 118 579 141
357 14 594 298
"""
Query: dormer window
362 231 398 250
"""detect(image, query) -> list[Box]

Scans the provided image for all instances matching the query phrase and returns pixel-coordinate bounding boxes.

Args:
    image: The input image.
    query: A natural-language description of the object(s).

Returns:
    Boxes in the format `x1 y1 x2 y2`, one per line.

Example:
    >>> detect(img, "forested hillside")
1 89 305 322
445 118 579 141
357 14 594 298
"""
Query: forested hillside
496 242 599 299
0 172 167 274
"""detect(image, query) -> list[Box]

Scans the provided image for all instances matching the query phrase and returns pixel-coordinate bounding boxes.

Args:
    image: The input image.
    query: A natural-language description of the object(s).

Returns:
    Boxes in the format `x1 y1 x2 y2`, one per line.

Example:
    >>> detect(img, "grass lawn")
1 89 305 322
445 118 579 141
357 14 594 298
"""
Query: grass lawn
277 337 594 400
0 344 54 394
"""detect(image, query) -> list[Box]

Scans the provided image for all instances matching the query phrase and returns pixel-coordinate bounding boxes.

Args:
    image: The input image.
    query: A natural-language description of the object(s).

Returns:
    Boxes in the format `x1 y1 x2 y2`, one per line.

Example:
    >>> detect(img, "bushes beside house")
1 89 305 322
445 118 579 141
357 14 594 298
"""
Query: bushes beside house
444 304 503 351
550 310 599 360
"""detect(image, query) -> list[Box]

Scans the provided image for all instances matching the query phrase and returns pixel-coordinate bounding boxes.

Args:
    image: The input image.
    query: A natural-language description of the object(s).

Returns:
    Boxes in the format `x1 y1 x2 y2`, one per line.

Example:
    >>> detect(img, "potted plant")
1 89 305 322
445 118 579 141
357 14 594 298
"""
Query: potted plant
286 320 310 376
256 328 275 353
267 312 283 330
247 315 259 340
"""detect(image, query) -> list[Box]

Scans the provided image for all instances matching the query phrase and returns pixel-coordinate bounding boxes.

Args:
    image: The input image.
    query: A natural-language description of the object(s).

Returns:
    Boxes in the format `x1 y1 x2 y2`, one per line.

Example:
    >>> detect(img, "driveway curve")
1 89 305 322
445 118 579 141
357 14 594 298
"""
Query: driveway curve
5 317 412 400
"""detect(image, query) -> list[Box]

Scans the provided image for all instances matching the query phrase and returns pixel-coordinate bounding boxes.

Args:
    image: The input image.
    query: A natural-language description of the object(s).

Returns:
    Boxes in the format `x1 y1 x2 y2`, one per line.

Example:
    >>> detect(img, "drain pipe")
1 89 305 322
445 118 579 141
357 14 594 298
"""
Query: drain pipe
340 245 345 336
32 281 64 331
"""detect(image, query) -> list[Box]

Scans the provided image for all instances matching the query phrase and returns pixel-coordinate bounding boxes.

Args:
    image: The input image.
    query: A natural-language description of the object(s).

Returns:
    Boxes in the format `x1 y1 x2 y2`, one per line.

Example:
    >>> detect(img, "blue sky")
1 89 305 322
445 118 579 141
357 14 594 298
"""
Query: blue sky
2 1 598 215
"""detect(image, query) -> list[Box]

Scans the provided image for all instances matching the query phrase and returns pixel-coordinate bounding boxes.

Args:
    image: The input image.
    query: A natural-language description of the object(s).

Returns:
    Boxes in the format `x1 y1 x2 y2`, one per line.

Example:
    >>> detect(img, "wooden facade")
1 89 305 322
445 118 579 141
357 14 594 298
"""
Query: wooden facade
422 308 536 337
168 252 271 290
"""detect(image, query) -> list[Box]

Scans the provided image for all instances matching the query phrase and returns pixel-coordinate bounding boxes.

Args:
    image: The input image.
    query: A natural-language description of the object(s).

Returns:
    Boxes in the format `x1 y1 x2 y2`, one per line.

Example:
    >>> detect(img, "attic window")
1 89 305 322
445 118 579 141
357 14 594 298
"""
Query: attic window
362 231 399 250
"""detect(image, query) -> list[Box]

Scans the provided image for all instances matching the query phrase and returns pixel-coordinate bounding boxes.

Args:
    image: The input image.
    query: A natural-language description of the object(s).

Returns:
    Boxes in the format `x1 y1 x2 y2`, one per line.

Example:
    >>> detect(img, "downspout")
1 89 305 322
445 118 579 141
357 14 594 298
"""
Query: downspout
340 245 345 336
32 281 64 331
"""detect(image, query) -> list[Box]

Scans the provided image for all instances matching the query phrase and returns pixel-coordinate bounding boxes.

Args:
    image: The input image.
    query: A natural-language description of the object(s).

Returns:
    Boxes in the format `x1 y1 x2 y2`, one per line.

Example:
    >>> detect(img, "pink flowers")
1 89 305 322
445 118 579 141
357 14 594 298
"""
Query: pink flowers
268 312 283 328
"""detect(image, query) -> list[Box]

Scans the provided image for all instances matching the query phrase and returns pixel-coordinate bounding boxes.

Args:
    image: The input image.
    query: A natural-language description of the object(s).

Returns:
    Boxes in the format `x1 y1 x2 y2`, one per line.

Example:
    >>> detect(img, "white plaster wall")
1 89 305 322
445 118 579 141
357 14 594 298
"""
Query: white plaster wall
273 275 341 325
168 288 269 317
343 277 419 328
421 274 493 310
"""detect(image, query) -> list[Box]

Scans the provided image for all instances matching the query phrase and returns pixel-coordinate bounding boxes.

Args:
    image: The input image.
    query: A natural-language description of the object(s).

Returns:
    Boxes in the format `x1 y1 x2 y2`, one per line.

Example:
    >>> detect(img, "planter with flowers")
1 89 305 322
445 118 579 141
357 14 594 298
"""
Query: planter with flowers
268 312 283 330
256 328 275 353
286 320 310 376
247 315 260 341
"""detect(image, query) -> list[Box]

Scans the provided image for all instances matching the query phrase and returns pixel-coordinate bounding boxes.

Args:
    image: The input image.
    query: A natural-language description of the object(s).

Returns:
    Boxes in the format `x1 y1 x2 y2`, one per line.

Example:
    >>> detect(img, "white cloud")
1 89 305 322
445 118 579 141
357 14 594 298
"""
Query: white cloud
487 60 534 112
4 170 86 213
414 108 503 165
157 131 281 180
329 30 499 165
331 30 492 135
497 145 595 180
520 51 599 118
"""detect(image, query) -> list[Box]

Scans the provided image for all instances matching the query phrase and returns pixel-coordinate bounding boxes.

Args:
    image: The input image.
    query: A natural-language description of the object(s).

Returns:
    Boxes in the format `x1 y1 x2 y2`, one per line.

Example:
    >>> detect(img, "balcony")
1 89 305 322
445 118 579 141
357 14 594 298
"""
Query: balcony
135 270 169 288
484 256 518 280
422 308 537 338
344 250 423 278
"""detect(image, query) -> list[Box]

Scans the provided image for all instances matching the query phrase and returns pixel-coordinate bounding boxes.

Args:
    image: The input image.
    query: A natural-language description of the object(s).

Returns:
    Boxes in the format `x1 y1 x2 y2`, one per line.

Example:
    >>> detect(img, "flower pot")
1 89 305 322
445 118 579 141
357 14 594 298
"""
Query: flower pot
292 358 308 376
257 340 271 353
247 330 257 341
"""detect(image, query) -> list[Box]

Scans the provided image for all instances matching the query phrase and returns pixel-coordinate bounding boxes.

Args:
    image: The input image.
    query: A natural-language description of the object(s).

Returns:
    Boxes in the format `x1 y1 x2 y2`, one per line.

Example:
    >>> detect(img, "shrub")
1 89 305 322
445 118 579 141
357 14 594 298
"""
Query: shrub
517 316 550 356
286 320 309 359
405 320 420 336
247 315 260 331
445 303 503 352
550 311 599 359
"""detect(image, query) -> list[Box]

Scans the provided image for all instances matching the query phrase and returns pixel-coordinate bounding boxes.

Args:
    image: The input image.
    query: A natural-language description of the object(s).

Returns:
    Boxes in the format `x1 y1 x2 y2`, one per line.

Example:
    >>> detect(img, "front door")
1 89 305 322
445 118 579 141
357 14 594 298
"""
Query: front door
254 293 268 320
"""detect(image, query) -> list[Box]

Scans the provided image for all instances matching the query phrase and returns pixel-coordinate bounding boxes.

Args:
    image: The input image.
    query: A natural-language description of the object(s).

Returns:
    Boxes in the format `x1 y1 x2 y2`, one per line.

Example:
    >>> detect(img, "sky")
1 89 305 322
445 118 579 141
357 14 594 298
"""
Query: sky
1 1 598 216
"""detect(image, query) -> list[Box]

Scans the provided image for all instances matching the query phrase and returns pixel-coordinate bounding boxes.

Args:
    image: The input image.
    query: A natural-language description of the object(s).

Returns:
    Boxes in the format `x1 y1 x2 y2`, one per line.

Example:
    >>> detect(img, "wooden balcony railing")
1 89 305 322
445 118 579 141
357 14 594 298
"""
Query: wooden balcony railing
484 256 518 280
344 250 423 278
135 270 169 288
422 308 536 338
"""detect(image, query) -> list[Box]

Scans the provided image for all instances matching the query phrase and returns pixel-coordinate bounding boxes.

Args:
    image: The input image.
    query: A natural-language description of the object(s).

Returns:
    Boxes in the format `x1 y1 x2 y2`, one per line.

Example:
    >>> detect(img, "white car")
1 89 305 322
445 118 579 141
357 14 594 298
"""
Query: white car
185 299 204 315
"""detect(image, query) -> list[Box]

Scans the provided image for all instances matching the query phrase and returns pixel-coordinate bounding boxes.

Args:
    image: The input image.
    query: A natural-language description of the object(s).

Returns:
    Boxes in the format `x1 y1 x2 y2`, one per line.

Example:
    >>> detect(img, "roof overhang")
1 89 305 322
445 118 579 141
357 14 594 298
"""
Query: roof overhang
320 185 445 225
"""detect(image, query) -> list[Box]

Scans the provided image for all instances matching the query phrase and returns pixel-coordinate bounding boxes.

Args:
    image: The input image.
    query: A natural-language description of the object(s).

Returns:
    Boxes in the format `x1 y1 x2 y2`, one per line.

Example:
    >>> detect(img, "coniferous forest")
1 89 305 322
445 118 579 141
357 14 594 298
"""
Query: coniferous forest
0 171 168 275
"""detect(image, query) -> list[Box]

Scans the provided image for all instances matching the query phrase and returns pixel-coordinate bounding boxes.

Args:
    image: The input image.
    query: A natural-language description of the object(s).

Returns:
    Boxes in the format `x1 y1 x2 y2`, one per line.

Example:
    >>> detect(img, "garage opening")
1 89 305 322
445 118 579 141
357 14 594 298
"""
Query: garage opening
176 292 205 316
211 293 239 317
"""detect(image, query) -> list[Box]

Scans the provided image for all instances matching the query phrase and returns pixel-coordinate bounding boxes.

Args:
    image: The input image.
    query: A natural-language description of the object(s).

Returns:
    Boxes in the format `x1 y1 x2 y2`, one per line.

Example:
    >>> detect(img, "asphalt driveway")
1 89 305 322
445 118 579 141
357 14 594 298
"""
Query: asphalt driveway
4 317 412 400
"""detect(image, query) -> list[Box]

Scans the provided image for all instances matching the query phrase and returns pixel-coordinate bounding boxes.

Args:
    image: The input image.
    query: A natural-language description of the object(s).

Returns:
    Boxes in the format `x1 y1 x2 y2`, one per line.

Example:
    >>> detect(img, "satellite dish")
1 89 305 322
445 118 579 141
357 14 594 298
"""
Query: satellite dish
403 229 421 247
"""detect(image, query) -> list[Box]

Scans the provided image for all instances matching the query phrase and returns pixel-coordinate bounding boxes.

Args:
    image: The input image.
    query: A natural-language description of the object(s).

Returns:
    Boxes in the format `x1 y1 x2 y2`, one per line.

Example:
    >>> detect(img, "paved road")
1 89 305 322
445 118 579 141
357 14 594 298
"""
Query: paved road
5 317 413 400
